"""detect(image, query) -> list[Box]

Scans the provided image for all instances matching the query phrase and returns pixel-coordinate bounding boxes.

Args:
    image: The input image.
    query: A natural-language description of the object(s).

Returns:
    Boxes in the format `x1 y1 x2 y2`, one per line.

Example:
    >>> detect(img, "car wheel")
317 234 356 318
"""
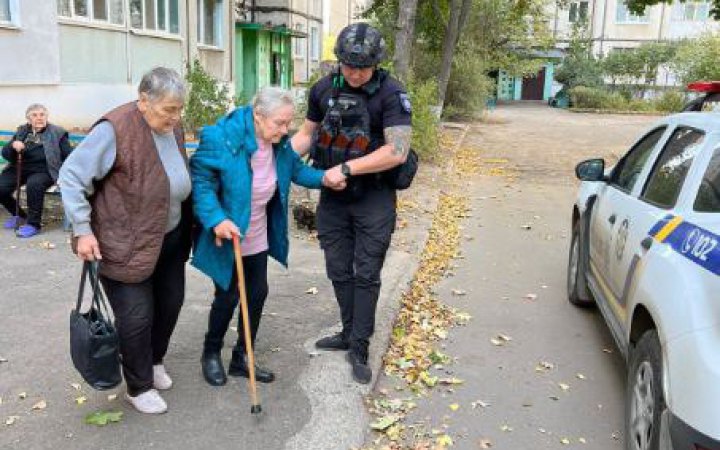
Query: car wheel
626 330 665 450
567 220 594 306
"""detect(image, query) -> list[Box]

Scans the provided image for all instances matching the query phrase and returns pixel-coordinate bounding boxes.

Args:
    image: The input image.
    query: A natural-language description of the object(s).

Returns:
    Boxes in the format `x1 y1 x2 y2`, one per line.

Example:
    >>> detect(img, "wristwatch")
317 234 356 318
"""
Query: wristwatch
341 162 352 178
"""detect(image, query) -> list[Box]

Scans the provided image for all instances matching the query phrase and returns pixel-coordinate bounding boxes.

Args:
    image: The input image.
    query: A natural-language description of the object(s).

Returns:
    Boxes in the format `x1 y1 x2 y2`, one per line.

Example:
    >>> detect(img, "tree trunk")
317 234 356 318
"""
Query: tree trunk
436 0 472 113
393 0 419 83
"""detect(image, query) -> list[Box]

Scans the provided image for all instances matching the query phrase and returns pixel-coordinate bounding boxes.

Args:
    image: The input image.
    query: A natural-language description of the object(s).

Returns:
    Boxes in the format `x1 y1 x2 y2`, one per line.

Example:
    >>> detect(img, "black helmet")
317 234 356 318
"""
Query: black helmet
334 23 386 68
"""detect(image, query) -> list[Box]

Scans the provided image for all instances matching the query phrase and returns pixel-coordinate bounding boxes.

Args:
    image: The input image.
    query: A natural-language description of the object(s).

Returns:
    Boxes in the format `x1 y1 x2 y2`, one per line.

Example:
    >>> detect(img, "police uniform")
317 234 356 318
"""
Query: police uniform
306 68 412 354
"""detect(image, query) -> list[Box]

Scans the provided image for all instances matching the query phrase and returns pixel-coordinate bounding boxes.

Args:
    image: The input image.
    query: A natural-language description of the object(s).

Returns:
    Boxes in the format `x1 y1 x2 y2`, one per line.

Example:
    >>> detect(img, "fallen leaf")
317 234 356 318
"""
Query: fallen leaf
438 377 464 385
40 241 56 250
500 424 513 432
270 347 281 353
603 348 613 354
107 394 117 402
305 287 319 295
560 437 571 445
0 356 7 363
449 403 460 411
84 410 123 427
370 414 400 431
579 437 587 444
471 400 490 409
525 293 538 301
451 289 467 296
18 392 27 400
576 373 586 380
436 434 454 446
558 383 570 391
535 361 554 373
32 400 47 410
5 416 19 426
479 438 493 448
75 396 87 405
70 383 82 391
419 371 438 387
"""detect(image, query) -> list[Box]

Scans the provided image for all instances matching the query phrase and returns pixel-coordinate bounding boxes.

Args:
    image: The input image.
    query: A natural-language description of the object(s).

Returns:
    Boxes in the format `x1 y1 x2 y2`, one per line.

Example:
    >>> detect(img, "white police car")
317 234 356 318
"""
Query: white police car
568 90 720 450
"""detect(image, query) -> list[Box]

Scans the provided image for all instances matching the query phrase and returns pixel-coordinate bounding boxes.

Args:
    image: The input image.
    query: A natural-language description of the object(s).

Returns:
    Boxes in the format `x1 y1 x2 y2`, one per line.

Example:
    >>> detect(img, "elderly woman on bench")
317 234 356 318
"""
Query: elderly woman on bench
0 104 72 238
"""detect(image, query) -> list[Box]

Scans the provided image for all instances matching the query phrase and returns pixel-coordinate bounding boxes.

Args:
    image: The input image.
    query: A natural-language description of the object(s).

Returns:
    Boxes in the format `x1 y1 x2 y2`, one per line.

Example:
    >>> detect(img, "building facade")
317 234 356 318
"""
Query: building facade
552 0 720 56
0 0 234 129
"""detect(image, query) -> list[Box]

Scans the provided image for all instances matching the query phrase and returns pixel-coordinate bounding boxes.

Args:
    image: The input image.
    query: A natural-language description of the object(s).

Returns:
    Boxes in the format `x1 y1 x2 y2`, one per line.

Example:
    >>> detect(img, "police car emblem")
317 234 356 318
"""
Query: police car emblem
398 92 412 113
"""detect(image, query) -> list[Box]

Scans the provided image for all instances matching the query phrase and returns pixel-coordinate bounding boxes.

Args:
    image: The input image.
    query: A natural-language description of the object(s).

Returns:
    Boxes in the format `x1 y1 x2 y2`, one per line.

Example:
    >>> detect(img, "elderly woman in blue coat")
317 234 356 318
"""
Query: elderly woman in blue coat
191 86 345 386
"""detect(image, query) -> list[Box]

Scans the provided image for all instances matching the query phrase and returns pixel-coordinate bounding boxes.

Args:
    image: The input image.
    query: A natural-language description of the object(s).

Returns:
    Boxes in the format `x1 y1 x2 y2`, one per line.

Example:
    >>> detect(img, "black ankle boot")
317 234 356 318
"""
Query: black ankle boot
201 351 227 386
346 345 372 384
315 332 350 351
228 348 275 383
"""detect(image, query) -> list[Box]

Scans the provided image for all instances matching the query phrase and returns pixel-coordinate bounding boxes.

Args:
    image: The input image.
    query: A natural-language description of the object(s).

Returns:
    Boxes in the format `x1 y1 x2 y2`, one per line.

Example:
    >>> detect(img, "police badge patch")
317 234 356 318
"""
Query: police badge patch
398 92 412 113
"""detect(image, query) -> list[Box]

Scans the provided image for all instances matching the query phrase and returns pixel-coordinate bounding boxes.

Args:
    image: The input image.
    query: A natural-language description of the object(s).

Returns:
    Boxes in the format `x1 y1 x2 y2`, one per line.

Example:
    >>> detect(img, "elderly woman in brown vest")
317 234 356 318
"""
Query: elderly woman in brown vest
58 67 192 414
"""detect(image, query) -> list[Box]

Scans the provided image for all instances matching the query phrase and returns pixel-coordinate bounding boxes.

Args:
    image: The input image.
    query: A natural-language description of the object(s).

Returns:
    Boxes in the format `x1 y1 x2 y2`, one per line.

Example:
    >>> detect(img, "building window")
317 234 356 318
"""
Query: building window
197 0 223 46
673 1 710 21
310 26 319 61
128 0 179 33
58 0 125 25
616 1 650 23
0 0 13 24
294 23 306 58
568 1 589 22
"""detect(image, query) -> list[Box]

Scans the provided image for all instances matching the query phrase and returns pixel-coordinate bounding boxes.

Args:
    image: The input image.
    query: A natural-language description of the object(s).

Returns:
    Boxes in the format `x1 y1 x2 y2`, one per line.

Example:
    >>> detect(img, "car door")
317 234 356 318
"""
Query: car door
608 127 706 323
589 126 668 309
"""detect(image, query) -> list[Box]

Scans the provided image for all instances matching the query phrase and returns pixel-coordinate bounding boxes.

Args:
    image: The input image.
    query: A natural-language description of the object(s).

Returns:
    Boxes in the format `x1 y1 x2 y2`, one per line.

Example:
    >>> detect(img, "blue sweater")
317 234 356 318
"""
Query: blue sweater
190 106 324 290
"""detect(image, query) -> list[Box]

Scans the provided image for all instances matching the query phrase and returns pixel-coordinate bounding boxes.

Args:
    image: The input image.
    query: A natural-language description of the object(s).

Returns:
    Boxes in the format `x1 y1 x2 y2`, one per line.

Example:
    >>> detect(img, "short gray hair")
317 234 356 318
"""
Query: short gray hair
252 86 295 117
25 103 47 118
138 67 186 102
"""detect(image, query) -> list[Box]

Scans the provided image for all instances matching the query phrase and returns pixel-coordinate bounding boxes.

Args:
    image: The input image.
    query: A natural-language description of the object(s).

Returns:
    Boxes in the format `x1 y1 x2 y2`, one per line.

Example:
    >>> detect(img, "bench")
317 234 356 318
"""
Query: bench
0 130 199 232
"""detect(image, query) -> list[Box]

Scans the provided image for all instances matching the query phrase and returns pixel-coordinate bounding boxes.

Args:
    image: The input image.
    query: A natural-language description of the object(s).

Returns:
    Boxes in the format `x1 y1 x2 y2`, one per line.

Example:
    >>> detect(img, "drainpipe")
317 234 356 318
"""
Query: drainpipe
186 0 192 67
251 0 255 23
599 0 609 56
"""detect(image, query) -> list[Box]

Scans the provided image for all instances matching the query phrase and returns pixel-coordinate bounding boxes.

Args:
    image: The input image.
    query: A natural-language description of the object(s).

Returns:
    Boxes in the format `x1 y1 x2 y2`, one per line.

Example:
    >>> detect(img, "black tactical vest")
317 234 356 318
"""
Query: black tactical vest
310 70 381 170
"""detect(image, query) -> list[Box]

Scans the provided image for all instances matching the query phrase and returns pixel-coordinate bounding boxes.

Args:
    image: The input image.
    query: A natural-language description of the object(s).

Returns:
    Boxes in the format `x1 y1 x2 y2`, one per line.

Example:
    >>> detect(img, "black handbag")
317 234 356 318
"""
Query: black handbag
69 262 121 390
388 148 419 190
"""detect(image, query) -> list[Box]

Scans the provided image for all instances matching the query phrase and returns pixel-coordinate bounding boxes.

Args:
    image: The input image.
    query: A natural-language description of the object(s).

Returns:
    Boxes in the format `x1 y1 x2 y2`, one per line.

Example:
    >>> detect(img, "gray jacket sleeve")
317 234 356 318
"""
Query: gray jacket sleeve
58 121 117 237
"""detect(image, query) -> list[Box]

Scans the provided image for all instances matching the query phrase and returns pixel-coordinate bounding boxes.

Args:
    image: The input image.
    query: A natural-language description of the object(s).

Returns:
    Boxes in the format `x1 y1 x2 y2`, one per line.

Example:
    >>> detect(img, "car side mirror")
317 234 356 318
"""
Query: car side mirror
575 158 606 182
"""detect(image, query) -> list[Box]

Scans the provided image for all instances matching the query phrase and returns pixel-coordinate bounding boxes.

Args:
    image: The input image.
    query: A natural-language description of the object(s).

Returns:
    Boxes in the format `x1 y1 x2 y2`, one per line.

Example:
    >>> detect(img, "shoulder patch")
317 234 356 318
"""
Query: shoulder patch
398 92 412 114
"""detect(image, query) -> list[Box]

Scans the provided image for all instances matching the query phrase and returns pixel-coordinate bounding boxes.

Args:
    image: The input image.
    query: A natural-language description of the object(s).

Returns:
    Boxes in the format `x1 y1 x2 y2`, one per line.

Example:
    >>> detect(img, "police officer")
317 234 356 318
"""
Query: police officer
291 23 412 384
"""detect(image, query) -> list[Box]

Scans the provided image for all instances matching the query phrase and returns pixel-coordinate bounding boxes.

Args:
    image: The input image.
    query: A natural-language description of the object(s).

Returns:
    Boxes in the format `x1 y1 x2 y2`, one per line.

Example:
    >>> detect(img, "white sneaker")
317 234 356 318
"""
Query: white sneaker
153 364 173 390
125 389 167 414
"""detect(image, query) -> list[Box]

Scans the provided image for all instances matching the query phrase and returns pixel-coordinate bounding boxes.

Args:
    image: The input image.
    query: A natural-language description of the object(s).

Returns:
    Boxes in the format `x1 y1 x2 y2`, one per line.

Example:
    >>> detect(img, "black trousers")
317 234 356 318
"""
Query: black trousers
316 184 396 351
204 251 269 354
0 166 53 228
100 226 186 396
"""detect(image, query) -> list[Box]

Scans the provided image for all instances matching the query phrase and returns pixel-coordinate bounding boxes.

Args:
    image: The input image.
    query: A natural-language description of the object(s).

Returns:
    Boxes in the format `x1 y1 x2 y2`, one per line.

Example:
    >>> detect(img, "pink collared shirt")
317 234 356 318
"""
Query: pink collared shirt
241 138 277 256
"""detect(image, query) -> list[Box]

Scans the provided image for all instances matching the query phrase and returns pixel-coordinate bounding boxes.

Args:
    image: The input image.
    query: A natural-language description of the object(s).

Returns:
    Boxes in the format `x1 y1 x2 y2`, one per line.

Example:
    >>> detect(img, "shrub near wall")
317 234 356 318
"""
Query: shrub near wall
569 86 686 113
408 78 441 161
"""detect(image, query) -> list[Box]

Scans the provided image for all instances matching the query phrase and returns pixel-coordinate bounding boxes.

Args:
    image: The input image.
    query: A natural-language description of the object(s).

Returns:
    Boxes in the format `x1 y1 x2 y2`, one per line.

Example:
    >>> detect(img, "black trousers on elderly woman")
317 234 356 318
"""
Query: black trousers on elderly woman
99 225 186 397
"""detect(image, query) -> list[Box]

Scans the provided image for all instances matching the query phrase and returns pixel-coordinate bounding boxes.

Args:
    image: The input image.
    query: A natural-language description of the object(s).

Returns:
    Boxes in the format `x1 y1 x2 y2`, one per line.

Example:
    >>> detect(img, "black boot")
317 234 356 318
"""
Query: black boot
201 351 227 386
315 332 350 351
346 344 372 384
228 347 275 383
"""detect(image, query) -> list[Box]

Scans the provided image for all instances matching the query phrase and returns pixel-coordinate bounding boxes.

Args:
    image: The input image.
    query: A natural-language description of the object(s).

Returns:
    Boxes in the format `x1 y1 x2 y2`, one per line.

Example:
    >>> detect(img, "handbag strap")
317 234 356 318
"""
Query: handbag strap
75 262 113 320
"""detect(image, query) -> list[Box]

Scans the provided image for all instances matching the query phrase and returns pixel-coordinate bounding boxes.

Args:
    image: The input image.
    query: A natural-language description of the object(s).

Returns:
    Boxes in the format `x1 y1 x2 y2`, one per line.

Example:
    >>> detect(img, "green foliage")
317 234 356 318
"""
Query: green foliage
569 86 627 109
407 76 441 160
602 42 677 89
671 34 720 84
442 50 494 119
652 90 686 113
555 22 604 89
184 59 232 135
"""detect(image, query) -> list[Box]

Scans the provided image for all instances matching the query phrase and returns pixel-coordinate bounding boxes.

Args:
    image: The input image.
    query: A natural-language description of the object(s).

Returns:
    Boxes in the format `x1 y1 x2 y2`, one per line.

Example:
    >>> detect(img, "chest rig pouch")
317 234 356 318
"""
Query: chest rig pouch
310 75 374 171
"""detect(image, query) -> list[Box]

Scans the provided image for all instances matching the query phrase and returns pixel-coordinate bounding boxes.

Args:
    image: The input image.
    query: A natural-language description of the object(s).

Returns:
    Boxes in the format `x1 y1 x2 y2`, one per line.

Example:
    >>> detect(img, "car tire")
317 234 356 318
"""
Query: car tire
568 220 594 306
626 330 666 450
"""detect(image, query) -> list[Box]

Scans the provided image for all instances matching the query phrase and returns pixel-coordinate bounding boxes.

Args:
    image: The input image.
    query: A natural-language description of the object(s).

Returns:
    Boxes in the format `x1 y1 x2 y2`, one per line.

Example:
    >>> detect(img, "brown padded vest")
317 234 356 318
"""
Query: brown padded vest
90 102 186 283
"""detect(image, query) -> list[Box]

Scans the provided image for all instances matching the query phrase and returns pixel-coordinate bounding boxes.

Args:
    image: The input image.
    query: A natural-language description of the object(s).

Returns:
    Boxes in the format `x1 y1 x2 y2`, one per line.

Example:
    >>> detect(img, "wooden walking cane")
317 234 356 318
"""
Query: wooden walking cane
232 234 262 414
14 150 22 231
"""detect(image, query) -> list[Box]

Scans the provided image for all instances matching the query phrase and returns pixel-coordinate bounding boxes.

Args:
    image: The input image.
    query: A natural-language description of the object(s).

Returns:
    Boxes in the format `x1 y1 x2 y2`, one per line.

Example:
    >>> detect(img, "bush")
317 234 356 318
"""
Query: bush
407 77 441 160
184 59 232 136
570 86 620 109
442 52 495 119
653 90 686 113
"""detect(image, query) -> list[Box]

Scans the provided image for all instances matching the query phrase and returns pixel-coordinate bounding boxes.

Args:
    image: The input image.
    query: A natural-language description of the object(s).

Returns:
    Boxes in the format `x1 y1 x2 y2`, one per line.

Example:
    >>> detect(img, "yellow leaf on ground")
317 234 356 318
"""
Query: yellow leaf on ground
449 403 459 411
75 396 87 405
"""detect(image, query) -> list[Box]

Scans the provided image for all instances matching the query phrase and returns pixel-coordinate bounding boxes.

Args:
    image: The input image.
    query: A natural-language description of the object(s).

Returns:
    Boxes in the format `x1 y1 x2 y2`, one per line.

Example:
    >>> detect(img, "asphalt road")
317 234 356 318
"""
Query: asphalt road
369 103 662 449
